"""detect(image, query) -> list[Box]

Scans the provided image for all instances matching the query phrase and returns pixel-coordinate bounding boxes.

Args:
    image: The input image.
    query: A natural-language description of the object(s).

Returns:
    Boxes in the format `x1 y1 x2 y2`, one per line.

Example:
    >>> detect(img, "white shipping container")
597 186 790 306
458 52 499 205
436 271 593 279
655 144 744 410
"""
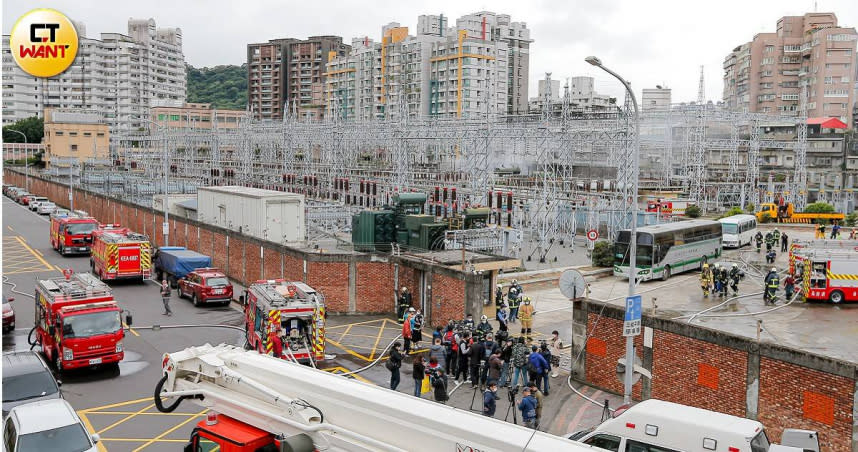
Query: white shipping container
196 186 305 244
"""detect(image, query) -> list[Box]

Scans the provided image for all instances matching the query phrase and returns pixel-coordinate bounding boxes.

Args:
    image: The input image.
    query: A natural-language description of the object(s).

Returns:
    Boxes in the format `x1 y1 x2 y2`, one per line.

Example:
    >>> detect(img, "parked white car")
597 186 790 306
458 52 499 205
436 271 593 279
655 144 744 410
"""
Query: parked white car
28 196 49 211
37 201 57 215
3 399 99 452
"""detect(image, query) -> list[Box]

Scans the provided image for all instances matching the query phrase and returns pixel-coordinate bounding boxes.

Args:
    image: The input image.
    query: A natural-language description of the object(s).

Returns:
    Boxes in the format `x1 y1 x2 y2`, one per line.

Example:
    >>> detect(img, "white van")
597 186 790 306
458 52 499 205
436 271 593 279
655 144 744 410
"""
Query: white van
573 399 813 452
719 214 757 248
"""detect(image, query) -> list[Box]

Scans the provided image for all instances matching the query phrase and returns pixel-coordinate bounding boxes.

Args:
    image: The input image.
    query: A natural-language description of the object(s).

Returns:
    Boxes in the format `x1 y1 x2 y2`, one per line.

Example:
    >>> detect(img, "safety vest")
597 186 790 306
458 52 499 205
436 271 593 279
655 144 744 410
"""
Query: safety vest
767 276 780 289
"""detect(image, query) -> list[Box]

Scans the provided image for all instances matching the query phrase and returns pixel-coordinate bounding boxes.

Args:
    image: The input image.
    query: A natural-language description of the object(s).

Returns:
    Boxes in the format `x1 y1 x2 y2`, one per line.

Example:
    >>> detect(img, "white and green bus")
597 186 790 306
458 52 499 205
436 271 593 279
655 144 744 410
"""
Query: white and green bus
613 220 723 281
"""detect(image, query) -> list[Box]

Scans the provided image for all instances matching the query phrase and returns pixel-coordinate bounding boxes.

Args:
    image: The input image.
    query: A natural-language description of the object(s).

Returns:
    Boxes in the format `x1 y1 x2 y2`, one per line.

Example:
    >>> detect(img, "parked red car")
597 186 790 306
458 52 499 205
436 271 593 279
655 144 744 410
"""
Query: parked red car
3 296 15 334
178 268 233 307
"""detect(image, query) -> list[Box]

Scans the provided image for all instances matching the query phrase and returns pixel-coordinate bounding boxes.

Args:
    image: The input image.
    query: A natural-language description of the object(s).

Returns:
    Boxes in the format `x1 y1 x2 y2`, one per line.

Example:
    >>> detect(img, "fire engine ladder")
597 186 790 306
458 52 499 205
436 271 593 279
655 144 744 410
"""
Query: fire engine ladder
42 273 111 300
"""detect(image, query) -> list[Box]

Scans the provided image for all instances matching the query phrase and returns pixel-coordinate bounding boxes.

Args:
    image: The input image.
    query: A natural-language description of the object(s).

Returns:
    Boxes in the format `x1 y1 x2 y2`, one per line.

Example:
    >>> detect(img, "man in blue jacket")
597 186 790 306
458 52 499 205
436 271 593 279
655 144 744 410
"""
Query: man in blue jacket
517 387 538 428
527 345 549 396
482 382 498 417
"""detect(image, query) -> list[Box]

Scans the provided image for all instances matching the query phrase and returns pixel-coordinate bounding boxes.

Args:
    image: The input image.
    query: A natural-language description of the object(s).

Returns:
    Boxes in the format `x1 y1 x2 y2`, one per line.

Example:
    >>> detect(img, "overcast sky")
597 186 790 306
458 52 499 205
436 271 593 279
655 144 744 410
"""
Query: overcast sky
4 0 857 105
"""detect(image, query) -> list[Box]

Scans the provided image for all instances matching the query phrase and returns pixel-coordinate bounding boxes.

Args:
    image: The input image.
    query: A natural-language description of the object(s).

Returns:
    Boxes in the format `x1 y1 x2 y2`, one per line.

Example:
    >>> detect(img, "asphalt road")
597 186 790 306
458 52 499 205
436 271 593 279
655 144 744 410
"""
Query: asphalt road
2 194 618 450
2 196 244 452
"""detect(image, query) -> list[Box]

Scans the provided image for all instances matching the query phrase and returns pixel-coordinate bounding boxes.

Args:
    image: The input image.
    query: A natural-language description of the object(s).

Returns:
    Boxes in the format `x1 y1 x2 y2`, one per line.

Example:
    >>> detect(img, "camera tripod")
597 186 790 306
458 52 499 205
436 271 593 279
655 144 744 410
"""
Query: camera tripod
469 361 486 412
503 386 518 424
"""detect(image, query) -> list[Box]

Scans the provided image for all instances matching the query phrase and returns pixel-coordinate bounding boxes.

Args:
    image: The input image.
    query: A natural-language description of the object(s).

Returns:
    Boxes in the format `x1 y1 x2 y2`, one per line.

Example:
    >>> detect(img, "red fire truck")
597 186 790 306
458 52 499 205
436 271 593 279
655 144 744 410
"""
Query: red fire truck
645 199 691 218
90 227 152 282
50 211 100 255
243 280 326 365
788 239 858 275
799 250 858 304
31 272 128 374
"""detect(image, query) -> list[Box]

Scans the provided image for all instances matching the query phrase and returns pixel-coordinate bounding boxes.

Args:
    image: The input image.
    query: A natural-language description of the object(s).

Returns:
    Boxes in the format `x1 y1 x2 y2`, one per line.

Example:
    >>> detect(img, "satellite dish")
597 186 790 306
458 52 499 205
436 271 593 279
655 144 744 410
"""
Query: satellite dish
559 269 587 300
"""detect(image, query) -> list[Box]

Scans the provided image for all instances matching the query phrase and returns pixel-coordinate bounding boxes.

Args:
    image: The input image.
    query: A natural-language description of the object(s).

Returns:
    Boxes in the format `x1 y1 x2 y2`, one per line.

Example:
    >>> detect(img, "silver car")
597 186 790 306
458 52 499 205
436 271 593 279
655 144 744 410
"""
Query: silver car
3 399 99 452
37 201 57 215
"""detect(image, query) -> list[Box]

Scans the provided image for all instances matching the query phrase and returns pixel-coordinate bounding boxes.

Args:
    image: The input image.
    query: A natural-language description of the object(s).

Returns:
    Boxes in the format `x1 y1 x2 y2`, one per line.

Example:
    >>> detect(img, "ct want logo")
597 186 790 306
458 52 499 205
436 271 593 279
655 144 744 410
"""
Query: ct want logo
10 9 78 78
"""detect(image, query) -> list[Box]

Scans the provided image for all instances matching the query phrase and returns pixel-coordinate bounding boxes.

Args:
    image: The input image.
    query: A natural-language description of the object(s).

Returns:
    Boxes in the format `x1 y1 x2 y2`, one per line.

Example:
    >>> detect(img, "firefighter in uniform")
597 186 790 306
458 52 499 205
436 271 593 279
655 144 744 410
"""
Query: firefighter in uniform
772 228 781 244
754 231 763 253
764 268 780 305
700 263 712 297
495 284 504 317
729 263 741 296
712 263 722 295
507 288 520 324
397 287 412 323
717 265 729 297
267 325 284 359
519 297 535 341
765 232 774 252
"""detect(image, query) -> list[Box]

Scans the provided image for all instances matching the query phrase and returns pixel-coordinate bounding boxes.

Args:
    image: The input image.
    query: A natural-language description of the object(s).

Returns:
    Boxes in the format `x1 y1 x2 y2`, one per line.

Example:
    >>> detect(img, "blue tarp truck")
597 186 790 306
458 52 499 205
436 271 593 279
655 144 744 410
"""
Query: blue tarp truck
153 246 212 287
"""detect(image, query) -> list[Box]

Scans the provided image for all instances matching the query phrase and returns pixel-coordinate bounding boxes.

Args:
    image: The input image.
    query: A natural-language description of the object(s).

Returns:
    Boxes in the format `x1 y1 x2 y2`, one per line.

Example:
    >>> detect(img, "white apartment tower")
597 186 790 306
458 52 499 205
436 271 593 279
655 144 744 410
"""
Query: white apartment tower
2 18 186 135
325 11 531 119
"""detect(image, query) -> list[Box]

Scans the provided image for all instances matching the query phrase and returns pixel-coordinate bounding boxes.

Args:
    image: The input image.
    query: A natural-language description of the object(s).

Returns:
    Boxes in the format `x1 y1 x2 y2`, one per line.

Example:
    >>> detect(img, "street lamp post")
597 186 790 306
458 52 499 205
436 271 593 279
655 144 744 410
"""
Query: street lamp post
586 55 640 405
7 129 28 192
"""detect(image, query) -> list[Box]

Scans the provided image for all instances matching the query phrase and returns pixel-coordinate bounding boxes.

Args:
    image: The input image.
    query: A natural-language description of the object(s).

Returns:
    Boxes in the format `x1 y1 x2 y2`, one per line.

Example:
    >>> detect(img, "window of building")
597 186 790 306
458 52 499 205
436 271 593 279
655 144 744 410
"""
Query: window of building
69 132 77 136
97 132 104 137
83 132 91 137
70 144 78 151
55 131 63 136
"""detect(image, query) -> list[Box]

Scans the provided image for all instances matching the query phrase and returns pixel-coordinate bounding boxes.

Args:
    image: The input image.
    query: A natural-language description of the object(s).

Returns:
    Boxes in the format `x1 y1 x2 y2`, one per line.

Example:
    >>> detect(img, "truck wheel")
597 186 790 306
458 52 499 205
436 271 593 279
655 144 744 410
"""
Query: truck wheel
192 293 201 307
169 277 177 289
662 266 671 281
59 244 65 256
830 290 844 304
54 354 63 375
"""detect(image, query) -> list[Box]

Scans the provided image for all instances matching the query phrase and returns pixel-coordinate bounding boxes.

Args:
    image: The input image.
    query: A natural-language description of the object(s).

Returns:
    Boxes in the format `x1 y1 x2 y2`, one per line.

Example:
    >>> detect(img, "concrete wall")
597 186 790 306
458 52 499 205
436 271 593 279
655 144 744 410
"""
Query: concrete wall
5 170 479 326
571 298 857 452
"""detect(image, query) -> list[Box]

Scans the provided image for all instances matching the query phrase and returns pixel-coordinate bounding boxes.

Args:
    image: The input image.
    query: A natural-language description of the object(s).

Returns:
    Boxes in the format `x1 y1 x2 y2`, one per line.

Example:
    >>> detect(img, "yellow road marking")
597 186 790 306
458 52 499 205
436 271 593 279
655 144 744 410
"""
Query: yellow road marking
322 366 373 384
96 403 157 435
99 438 189 443
80 397 153 413
14 236 53 269
369 318 387 360
6 225 13 232
55 265 64 272
131 408 207 452
326 318 390 329
337 323 353 341
86 411 204 416
325 337 373 362
77 411 109 452
123 322 140 337
34 248 44 257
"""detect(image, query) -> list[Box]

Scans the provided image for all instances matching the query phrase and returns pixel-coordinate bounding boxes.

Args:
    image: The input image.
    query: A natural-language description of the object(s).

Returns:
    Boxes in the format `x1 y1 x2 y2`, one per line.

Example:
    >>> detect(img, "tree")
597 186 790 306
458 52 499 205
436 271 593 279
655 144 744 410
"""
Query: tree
744 203 755 214
186 64 248 110
845 212 858 227
685 205 702 218
3 116 44 143
591 240 614 267
726 206 743 216
803 202 835 214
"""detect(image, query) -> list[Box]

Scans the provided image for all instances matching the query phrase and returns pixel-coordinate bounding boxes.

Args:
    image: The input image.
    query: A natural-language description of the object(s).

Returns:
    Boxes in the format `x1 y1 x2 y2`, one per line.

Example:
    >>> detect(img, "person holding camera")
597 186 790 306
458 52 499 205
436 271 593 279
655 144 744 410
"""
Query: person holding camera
430 366 449 404
482 382 499 417
517 387 538 429
412 353 426 398
511 337 530 387
499 338 514 387
487 349 503 386
538 342 552 395
388 342 403 390
469 337 485 389
527 345 549 395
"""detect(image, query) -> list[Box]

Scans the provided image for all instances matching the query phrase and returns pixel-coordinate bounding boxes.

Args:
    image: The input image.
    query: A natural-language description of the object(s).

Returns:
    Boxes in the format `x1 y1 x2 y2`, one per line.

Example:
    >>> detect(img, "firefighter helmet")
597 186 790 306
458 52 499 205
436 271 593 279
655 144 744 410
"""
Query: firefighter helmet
480 315 488 322
771 268 777 272
401 287 408 292
702 263 709 269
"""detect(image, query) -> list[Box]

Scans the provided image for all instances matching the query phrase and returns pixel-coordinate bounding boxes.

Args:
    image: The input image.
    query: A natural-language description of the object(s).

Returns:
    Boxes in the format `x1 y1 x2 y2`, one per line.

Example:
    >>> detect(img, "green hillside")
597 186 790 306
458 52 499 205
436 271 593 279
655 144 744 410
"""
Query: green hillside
186 64 247 110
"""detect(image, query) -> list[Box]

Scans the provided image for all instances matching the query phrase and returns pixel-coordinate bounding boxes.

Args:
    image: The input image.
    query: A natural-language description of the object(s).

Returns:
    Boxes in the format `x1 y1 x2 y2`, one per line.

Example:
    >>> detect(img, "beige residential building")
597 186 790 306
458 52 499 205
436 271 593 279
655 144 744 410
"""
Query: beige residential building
723 12 856 125
43 109 109 168
152 103 245 130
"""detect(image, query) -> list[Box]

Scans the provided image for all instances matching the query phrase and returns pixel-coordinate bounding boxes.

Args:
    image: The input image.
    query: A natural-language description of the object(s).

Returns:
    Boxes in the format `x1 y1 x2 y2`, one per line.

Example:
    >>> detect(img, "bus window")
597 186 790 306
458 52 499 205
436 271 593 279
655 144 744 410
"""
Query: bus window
583 434 621 452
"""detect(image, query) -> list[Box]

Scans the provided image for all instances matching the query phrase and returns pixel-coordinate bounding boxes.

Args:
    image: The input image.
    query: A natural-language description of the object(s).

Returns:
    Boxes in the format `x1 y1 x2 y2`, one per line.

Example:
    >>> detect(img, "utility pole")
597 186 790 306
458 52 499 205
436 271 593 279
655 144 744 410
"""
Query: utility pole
7 129 28 192
586 55 641 405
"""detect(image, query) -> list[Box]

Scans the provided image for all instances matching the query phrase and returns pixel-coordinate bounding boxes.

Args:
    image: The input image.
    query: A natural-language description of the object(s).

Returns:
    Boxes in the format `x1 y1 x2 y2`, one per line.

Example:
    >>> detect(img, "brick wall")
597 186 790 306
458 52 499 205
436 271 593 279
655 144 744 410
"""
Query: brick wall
585 314 644 400
758 358 853 450
430 272 466 327
355 262 395 314
4 170 478 322
307 261 348 312
575 299 856 452
651 330 747 417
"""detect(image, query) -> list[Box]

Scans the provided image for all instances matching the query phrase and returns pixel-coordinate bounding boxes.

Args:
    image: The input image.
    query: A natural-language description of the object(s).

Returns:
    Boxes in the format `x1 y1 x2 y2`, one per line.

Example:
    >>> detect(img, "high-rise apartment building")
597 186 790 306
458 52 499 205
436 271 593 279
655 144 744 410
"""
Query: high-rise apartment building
723 12 856 124
247 36 350 120
324 11 531 120
2 18 186 135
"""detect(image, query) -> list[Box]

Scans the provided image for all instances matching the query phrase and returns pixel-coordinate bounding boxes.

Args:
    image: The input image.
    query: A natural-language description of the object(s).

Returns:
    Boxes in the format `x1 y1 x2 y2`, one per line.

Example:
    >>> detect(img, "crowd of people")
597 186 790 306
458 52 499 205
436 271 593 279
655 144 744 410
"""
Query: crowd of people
389 280 564 429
